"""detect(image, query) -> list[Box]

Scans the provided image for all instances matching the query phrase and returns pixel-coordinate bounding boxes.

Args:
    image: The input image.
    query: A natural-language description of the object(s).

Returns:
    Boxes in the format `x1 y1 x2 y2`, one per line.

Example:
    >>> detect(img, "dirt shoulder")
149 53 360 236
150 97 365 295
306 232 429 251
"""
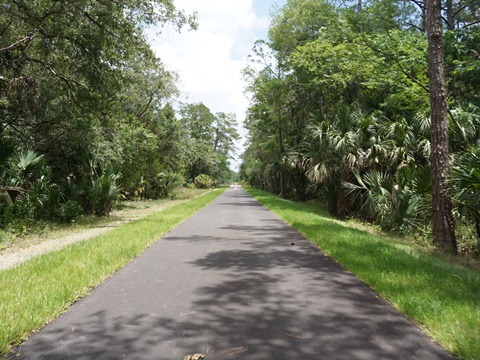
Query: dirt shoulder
0 195 204 271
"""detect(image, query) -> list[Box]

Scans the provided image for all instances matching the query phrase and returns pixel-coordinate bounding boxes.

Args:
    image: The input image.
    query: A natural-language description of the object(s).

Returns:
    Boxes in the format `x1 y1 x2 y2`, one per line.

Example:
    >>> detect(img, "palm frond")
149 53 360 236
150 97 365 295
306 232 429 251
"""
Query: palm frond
15 149 44 171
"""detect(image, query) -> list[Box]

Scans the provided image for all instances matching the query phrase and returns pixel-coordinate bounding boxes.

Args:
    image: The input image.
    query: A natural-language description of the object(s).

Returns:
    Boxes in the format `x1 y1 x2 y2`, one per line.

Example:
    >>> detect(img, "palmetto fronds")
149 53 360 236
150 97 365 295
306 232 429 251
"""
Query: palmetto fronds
449 148 480 238
344 167 431 232
14 150 44 172
296 103 441 231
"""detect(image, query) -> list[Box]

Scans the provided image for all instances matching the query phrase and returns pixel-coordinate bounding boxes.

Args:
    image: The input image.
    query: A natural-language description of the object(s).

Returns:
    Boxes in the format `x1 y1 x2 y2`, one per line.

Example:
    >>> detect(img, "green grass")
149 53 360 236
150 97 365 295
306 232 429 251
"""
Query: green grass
0 188 225 356
0 188 212 250
246 187 480 360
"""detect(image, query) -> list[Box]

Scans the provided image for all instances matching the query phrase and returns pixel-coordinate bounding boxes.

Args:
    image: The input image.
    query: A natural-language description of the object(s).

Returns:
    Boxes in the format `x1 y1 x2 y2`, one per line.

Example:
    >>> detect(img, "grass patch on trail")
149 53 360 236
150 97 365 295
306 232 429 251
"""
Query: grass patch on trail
0 188 225 357
246 187 480 360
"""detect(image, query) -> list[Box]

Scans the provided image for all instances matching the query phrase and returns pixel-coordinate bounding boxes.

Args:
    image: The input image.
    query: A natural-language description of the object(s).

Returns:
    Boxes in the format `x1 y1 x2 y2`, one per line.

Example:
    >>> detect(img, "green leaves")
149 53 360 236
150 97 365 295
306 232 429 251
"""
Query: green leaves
14 150 44 173
242 0 480 247
449 148 480 230
179 103 239 183
0 0 204 228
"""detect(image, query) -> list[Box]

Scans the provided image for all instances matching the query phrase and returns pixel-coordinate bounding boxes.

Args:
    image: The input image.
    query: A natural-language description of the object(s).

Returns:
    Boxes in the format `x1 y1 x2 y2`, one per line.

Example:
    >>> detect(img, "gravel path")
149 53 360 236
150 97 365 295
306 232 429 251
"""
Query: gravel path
0 199 190 271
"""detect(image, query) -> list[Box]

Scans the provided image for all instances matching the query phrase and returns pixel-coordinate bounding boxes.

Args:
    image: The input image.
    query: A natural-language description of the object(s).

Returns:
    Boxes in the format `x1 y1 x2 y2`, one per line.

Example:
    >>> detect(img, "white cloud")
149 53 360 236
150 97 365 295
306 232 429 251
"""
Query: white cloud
146 0 272 170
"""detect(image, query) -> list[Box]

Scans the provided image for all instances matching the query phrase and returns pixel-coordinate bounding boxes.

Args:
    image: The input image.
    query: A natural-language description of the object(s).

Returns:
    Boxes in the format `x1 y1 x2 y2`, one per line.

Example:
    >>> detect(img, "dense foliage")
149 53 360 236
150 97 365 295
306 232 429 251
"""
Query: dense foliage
0 1 238 232
241 0 480 254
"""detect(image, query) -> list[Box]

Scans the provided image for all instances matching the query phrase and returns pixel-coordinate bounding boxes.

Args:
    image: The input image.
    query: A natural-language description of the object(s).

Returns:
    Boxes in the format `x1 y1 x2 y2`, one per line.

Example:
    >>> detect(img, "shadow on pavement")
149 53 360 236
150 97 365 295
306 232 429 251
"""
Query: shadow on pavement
14 233 452 359
10 189 453 360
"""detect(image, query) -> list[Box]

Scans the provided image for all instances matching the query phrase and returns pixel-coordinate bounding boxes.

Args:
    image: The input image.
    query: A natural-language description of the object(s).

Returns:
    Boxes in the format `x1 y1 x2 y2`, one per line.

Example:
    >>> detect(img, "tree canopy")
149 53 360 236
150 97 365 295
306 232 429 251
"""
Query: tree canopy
0 1 239 229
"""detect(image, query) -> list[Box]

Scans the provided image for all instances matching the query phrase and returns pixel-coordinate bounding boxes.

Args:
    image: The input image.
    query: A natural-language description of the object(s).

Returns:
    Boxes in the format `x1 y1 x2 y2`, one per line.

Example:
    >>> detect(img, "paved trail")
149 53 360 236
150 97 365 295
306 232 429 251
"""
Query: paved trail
11 188 452 359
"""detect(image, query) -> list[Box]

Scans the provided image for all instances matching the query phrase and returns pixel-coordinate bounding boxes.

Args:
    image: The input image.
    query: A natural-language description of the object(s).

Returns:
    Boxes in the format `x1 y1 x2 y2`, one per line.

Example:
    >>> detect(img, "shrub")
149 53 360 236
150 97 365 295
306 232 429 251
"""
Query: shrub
0 203 14 228
150 172 183 199
86 173 120 216
12 194 35 223
194 174 215 189
449 147 480 247
59 200 83 223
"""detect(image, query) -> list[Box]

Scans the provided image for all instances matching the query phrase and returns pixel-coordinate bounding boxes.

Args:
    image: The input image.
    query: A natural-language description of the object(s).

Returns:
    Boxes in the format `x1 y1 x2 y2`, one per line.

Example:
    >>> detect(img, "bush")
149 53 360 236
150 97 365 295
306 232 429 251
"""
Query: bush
59 200 83 223
0 203 14 228
149 172 183 199
12 194 36 223
194 174 215 189
86 174 120 216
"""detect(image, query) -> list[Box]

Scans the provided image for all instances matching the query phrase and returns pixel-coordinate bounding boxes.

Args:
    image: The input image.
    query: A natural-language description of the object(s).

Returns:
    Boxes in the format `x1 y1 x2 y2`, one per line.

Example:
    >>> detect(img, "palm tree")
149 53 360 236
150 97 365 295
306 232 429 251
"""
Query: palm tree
299 106 379 217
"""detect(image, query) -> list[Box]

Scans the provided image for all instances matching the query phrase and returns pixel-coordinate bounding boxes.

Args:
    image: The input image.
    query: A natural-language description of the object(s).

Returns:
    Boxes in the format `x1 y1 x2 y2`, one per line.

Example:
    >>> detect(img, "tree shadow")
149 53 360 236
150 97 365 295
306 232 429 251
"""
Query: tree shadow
9 188 454 360
297 220 480 310
11 231 453 359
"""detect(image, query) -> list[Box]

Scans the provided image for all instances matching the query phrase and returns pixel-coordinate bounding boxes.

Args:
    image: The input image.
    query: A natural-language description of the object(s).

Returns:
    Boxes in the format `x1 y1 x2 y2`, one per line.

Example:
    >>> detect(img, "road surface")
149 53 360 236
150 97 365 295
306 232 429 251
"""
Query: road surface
11 188 452 359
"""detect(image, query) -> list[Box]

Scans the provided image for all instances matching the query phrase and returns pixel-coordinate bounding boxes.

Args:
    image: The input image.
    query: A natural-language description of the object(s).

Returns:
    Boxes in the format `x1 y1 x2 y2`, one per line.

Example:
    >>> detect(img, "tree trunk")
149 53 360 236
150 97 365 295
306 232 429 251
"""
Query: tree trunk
422 5 427 33
444 0 456 97
426 0 457 253
445 0 455 30
278 112 286 199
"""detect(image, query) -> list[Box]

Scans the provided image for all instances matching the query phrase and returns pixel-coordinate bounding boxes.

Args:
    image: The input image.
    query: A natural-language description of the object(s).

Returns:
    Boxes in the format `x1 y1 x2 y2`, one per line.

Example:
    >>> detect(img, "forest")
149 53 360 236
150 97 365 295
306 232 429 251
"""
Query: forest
1 0 479 257
240 0 480 255
0 0 239 233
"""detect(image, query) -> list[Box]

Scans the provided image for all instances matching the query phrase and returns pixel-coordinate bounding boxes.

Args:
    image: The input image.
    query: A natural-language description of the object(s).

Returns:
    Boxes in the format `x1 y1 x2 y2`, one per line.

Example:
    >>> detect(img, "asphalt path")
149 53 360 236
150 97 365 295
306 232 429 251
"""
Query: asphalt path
11 188 452 359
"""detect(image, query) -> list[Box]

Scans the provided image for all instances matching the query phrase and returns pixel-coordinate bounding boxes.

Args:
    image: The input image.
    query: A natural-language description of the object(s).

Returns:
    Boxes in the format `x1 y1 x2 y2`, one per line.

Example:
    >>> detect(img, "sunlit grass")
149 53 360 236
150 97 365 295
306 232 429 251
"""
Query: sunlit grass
246 187 480 360
0 188 212 251
0 188 225 356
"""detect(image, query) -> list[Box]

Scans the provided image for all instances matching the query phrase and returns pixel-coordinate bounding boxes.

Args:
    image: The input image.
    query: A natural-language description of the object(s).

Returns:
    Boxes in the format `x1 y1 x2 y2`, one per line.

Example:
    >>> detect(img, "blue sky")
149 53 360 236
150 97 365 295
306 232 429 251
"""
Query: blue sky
147 0 287 169
253 0 285 18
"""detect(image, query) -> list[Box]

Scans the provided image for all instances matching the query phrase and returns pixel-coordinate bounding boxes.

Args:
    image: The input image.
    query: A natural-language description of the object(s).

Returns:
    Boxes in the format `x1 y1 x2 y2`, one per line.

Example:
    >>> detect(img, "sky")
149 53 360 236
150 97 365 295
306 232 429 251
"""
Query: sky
146 0 287 170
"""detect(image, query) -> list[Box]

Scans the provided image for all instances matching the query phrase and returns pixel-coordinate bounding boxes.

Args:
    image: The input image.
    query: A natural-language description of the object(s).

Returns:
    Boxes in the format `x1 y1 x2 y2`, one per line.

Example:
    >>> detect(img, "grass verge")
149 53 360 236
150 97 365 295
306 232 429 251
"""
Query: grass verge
0 188 225 357
246 187 480 360
0 188 212 252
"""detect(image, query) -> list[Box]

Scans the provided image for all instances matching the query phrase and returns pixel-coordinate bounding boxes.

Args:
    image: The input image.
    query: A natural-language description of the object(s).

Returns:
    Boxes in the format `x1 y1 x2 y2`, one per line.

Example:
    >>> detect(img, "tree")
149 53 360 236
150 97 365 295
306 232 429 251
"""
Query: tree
179 103 215 180
426 0 457 253
179 103 239 183
0 0 197 224
242 0 479 251
212 112 240 181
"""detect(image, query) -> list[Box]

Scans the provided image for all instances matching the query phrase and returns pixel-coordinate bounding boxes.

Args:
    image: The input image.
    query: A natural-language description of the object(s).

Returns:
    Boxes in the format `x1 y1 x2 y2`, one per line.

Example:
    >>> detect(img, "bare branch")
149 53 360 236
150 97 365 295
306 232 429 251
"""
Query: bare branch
24 56 85 97
441 15 450 27
406 22 425 32
410 0 426 11
396 62 430 93
453 4 468 18
464 19 480 27
0 31 35 53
